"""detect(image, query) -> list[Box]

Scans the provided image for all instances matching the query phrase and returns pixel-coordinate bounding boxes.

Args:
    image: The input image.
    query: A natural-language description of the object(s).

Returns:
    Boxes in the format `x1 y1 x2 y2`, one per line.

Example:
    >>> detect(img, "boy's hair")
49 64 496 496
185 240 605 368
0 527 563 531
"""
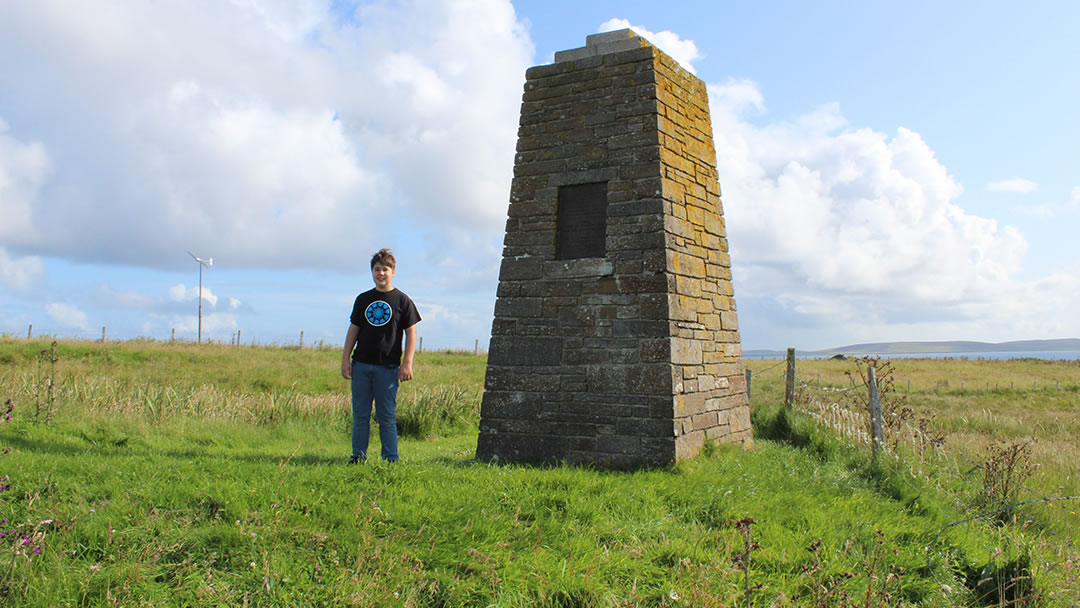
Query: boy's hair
370 248 396 270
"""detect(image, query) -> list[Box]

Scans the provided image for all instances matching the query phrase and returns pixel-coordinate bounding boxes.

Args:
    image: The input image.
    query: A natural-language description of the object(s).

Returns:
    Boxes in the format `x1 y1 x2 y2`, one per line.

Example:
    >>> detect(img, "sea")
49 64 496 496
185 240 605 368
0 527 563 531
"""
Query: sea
844 350 1080 361
747 350 1080 361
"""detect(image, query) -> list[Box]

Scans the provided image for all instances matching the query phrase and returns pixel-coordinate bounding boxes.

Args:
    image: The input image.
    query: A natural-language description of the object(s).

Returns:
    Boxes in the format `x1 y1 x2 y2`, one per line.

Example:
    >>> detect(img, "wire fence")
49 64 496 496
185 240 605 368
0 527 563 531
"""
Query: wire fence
766 350 1080 604
6 324 488 355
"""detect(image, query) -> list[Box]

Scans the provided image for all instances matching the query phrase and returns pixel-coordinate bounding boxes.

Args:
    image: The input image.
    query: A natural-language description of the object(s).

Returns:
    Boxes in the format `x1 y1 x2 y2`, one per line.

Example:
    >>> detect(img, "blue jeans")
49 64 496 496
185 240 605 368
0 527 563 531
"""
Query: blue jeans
350 361 400 461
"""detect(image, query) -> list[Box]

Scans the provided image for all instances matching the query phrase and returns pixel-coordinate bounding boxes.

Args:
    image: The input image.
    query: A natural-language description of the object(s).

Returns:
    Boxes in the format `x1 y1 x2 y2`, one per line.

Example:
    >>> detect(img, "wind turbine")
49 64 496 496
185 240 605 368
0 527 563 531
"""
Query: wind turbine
188 252 213 344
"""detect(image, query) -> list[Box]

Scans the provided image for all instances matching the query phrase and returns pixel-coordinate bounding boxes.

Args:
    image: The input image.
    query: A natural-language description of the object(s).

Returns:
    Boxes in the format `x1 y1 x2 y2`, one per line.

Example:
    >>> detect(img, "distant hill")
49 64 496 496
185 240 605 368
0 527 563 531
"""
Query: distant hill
744 338 1080 358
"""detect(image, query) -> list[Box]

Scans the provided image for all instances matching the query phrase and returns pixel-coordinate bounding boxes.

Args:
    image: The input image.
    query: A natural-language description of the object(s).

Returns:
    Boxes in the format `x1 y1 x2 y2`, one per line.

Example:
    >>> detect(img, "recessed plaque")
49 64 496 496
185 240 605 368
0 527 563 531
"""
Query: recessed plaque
556 182 608 259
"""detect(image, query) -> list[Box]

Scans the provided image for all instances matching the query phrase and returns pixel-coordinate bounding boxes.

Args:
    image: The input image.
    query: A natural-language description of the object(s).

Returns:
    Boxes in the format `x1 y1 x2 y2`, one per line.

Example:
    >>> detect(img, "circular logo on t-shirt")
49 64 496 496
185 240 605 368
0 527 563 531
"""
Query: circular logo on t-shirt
365 300 393 327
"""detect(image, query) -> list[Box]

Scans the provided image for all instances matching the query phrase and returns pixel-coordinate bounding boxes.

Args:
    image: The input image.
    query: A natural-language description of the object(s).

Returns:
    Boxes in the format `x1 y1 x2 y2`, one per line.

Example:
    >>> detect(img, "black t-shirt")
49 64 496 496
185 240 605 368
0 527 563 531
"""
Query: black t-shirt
349 288 421 367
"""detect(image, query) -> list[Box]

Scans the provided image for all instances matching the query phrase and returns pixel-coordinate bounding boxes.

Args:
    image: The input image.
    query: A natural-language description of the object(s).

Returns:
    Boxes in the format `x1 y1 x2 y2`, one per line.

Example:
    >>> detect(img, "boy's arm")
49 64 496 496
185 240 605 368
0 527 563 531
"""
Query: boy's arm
399 324 418 381
341 323 360 379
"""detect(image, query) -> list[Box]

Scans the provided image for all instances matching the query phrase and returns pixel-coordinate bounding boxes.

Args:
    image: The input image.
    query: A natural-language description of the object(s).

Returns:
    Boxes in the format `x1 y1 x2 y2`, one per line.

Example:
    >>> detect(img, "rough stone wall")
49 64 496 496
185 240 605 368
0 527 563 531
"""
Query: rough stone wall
651 45 753 459
476 30 751 469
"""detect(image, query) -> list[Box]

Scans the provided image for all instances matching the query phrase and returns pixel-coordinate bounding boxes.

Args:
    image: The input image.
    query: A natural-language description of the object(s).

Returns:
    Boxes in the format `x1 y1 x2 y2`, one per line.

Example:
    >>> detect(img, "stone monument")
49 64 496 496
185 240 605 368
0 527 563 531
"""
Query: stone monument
476 30 752 468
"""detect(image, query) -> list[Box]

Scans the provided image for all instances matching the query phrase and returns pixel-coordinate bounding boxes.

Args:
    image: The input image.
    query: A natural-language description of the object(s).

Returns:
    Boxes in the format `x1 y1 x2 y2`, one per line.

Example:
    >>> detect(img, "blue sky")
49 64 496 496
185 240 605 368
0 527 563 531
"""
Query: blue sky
1 1 1078 351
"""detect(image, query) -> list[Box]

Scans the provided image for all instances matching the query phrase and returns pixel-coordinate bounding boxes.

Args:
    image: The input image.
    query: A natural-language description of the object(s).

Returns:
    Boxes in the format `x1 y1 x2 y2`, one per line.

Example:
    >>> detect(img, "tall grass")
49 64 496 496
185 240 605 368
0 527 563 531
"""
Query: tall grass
0 339 482 440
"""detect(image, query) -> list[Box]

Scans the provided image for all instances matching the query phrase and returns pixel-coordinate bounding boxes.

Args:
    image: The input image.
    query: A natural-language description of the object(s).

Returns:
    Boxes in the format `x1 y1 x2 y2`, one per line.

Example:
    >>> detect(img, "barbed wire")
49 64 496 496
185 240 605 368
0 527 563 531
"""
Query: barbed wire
745 359 786 375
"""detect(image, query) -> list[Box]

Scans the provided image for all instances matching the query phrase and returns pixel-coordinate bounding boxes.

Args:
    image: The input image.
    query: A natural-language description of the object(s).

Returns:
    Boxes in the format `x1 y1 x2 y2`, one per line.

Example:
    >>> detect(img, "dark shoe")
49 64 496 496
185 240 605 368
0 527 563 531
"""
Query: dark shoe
348 455 362 464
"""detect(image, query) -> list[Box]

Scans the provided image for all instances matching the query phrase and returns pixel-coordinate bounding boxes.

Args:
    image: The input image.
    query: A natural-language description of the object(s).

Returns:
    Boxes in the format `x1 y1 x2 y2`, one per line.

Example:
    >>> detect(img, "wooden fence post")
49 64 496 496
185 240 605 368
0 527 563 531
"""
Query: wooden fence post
784 347 796 409
171 328 176 343
101 326 107 342
237 329 241 346
300 330 304 347
745 368 752 405
869 366 883 460
419 336 423 353
27 324 32 339
474 338 479 355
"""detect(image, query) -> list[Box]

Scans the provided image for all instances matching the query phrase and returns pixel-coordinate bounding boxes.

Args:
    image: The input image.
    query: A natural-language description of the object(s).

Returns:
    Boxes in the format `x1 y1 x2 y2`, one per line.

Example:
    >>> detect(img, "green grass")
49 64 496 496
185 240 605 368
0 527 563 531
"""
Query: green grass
1 340 1077 605
3 416 1007 606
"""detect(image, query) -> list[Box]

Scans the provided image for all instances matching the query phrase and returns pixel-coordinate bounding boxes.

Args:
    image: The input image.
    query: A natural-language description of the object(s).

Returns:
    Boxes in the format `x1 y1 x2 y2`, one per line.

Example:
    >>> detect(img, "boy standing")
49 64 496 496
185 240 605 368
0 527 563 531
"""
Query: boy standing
340 248 421 463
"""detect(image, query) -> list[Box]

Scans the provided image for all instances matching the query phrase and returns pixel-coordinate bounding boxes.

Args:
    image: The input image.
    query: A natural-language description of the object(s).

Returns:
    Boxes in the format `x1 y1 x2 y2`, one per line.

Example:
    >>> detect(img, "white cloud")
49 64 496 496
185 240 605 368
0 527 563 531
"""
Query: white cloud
168 283 218 307
45 302 88 330
0 247 44 293
0 118 49 243
228 297 242 311
0 0 531 270
988 178 1039 193
709 79 1033 337
599 18 702 73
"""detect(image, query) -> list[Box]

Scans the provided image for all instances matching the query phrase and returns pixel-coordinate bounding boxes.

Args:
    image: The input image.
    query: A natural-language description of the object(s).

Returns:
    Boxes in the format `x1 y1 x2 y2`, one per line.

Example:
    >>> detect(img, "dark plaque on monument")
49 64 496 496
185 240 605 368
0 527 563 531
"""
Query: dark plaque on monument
556 182 608 259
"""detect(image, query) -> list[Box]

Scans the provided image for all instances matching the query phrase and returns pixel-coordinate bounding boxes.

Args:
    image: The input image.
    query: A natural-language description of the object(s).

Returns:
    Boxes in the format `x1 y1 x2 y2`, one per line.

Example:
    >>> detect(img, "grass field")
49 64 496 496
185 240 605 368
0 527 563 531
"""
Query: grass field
1 339 1078 606
744 356 1080 505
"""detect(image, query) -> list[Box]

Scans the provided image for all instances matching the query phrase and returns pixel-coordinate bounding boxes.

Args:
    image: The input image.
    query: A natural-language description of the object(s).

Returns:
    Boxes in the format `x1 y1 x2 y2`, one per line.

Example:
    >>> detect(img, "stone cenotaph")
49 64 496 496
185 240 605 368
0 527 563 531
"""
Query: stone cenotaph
476 30 752 468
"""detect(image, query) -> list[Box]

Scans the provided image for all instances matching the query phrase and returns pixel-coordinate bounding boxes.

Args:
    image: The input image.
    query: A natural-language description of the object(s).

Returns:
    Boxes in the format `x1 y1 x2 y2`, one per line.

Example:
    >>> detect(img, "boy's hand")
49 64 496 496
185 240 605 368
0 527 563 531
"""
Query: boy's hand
341 360 352 380
398 362 413 382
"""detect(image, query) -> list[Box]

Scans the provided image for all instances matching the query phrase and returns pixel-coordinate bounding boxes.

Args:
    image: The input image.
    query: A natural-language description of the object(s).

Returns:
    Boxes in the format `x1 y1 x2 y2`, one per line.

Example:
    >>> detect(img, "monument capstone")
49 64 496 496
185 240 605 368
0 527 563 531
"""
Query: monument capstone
476 29 752 468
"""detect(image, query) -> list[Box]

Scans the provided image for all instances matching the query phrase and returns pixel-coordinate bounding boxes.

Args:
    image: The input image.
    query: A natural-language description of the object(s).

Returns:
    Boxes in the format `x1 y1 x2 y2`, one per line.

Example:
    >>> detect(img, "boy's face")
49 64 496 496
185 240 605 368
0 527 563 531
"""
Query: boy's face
371 263 395 291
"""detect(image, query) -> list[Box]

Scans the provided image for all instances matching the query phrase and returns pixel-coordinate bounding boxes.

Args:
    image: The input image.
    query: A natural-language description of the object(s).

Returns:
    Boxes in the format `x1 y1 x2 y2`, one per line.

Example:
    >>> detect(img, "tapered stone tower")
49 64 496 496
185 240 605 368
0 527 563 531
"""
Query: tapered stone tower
476 30 752 468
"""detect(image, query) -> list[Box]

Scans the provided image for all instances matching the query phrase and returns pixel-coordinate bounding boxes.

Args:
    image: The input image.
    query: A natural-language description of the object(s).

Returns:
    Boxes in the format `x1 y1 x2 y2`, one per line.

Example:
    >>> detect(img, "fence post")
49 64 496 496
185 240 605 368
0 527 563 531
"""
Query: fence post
784 347 796 409
27 324 32 339
300 330 304 348
101 326 107 342
475 338 479 355
237 329 241 346
869 366 883 459
745 368 752 405
171 328 176 343
419 336 423 353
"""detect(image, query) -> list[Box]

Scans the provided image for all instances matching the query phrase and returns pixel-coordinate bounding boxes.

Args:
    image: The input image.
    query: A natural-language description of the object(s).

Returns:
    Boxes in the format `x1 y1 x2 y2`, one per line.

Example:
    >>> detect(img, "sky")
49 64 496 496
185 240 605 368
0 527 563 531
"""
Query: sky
1 0 1078 352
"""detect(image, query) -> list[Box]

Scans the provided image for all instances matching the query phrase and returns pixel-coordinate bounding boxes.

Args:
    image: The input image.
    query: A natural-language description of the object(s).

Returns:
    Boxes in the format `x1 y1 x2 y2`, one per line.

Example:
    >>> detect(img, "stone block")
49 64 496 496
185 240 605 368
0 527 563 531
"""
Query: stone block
479 392 542 420
674 392 707 418
544 258 615 278
666 250 706 277
675 431 706 460
499 255 543 281
476 432 570 464
493 297 543 318
670 337 703 365
588 364 671 395
488 336 562 366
